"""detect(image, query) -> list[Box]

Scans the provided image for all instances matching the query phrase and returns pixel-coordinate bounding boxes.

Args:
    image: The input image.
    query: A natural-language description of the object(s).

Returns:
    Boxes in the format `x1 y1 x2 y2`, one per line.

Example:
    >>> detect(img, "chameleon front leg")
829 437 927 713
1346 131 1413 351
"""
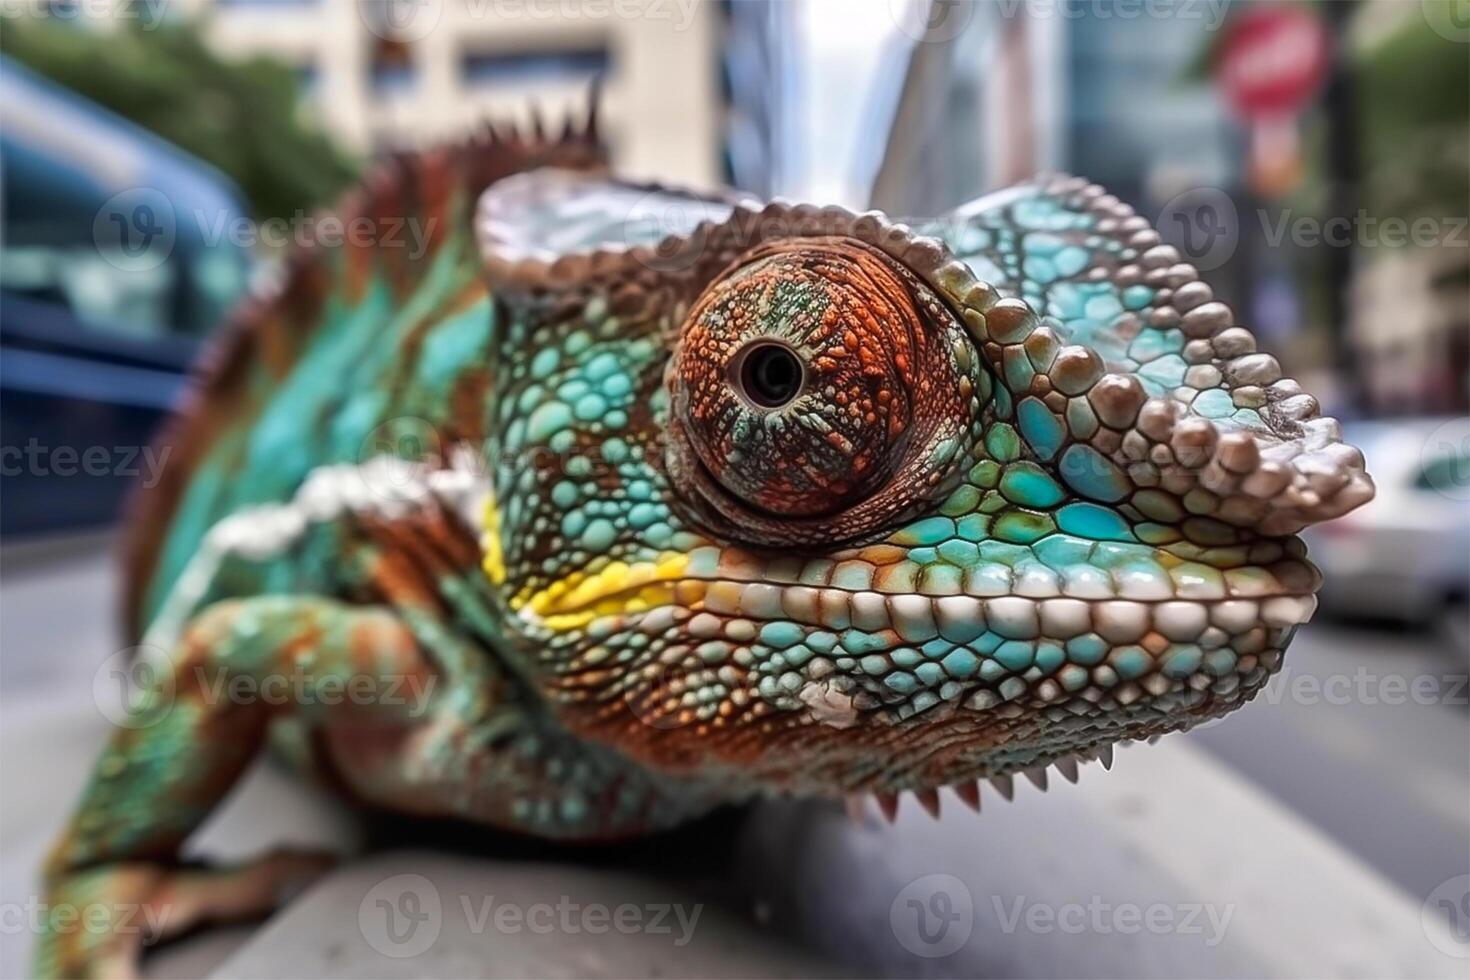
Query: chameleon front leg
35 596 439 979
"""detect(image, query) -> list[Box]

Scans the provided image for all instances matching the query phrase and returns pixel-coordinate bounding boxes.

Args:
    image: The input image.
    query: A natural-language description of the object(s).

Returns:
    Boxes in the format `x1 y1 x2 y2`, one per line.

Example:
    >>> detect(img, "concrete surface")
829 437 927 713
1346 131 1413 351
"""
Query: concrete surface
1187 619 1470 902
215 851 842 979
734 741 1467 978
166 738 1464 979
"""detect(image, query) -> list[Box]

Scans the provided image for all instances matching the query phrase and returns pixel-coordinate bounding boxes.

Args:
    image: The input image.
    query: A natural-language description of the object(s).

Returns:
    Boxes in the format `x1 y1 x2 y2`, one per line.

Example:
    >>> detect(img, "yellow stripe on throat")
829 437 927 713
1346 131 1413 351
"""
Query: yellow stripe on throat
513 552 698 632
480 495 508 586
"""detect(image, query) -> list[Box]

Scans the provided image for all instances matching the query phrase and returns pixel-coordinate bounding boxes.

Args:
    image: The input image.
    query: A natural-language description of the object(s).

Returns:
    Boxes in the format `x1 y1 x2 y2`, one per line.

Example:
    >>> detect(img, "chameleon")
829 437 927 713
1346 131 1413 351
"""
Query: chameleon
36 98 1373 977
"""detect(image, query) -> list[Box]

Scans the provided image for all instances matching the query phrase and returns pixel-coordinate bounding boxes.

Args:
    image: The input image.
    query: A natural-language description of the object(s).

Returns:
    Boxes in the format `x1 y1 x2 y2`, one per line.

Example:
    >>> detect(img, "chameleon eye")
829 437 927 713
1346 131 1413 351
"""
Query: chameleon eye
665 236 980 544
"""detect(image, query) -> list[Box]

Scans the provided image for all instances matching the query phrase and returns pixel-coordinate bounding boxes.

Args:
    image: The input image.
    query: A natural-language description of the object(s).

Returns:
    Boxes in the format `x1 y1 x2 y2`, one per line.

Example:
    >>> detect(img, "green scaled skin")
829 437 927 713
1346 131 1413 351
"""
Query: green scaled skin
37 114 1373 977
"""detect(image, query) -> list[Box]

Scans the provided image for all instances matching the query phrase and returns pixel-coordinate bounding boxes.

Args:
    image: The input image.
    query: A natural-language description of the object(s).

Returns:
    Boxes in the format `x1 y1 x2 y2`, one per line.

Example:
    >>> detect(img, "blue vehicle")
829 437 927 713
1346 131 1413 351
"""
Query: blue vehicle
1 58 253 535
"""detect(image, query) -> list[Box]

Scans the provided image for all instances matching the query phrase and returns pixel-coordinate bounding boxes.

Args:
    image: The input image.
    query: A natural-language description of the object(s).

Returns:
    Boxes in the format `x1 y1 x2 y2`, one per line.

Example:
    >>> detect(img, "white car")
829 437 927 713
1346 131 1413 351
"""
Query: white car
1304 417 1469 652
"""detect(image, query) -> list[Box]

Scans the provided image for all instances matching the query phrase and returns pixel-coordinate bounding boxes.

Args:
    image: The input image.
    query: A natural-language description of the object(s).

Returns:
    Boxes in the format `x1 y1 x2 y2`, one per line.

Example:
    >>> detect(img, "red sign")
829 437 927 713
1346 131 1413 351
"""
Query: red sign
1217 5 1330 120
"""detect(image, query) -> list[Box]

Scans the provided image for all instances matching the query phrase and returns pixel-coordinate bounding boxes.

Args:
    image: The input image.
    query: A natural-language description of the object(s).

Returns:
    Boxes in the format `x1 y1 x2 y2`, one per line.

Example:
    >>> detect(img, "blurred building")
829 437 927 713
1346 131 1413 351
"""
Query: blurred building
871 0 1468 419
719 0 792 198
20 0 729 186
163 0 722 186
1350 243 1470 415
872 1 1231 240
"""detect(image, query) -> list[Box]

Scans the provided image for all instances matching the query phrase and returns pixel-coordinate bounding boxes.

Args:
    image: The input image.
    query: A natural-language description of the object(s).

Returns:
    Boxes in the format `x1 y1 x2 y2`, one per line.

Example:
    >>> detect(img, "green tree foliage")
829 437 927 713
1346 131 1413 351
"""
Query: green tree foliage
1178 1 1467 226
1354 9 1469 225
1 13 359 221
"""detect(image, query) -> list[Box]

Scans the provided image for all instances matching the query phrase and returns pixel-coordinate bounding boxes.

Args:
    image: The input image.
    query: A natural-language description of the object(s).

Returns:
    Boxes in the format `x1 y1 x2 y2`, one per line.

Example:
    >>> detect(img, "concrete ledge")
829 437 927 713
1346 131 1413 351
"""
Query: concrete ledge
213 851 841 979
207 737 1462 978
733 736 1465 978
4 707 1461 978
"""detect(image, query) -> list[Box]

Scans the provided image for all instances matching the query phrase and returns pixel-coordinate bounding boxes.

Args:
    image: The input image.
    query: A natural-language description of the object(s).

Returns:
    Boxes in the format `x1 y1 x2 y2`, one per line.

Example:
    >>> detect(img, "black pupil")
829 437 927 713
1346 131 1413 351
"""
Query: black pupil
741 344 802 408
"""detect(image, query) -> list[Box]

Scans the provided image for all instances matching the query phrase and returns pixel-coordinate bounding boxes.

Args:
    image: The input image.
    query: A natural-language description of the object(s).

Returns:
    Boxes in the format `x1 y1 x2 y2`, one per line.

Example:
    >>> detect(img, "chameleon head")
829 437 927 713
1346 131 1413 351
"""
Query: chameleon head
482 173 1374 805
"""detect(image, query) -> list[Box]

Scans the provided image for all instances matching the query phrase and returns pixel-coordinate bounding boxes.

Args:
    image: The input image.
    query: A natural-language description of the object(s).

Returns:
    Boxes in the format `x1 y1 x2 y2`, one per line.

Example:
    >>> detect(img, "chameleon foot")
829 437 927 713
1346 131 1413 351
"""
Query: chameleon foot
33 848 335 980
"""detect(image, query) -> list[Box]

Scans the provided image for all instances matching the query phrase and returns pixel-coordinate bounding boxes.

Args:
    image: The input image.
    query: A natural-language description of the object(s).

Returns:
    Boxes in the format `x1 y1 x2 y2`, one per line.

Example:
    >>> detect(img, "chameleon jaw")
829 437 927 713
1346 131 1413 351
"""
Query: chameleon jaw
510 552 1318 801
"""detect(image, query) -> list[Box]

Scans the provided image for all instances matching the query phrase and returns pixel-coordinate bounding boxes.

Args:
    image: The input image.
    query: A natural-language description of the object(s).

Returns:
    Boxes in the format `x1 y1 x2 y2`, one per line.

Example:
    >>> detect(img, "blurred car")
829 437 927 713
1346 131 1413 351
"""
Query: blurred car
0 58 252 536
1306 417 1470 652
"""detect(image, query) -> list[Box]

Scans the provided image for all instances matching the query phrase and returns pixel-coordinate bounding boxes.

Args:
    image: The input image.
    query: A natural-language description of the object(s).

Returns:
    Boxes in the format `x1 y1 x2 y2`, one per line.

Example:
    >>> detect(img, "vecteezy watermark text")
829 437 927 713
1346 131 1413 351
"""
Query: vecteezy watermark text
890 0 1231 44
1260 210 1469 251
888 875 1234 960
357 0 700 43
93 189 440 272
991 894 1234 946
357 874 703 959
1159 195 1469 271
0 897 172 938
194 210 438 260
94 648 439 729
0 0 170 27
1259 665 1469 708
995 0 1229 28
0 440 170 488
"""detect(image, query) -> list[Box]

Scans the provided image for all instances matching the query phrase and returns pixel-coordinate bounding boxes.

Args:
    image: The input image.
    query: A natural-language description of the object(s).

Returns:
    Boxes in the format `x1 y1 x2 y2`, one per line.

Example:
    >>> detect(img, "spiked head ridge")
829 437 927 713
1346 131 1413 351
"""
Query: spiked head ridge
476 170 1373 804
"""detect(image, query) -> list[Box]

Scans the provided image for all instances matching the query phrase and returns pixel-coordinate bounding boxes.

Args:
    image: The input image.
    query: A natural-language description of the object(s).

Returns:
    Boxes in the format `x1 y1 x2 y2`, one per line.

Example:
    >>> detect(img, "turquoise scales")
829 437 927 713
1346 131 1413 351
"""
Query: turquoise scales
39 111 1371 979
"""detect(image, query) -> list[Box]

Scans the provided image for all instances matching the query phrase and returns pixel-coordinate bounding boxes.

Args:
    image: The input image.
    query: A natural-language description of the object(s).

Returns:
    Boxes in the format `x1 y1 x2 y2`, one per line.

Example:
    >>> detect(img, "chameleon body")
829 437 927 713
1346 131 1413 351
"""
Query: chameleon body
37 106 1373 977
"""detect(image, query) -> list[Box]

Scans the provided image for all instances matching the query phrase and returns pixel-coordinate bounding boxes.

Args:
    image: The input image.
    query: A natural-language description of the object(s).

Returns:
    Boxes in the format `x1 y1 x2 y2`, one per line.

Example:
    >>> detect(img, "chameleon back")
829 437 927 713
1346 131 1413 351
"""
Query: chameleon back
125 114 606 641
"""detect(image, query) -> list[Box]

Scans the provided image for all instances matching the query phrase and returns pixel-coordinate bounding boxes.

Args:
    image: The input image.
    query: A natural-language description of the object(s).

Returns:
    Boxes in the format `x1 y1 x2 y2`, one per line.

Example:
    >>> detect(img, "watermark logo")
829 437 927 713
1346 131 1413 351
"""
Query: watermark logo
358 416 446 503
625 659 695 731
1422 0 1470 43
1422 874 1470 958
889 873 974 958
359 0 443 41
889 0 976 43
359 873 443 958
356 878 704 956
91 642 437 727
1419 417 1470 502
93 188 176 272
1158 186 1239 271
623 193 738 273
92 646 173 729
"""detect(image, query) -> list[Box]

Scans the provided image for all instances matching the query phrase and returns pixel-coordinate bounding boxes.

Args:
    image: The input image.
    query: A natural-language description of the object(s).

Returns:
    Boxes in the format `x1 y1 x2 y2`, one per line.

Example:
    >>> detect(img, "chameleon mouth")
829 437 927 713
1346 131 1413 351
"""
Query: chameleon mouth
524 564 1316 730
514 541 1322 628
513 543 1320 801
